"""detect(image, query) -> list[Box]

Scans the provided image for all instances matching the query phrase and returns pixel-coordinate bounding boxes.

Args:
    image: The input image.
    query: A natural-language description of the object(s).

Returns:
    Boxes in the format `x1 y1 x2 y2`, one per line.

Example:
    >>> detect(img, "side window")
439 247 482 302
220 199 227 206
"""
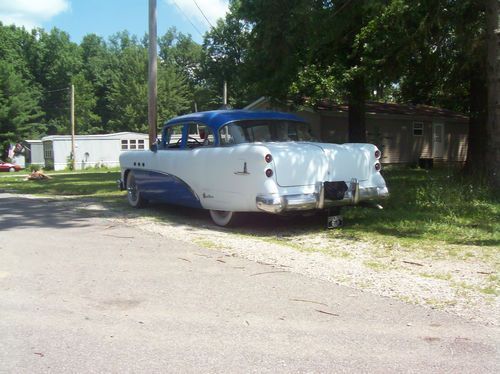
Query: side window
165 125 184 148
219 124 247 145
186 123 215 148
197 124 214 147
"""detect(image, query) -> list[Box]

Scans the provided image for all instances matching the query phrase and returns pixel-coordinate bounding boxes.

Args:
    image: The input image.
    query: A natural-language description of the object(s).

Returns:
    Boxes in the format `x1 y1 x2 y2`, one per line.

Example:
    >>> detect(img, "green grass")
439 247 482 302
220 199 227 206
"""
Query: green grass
0 170 124 197
333 166 500 250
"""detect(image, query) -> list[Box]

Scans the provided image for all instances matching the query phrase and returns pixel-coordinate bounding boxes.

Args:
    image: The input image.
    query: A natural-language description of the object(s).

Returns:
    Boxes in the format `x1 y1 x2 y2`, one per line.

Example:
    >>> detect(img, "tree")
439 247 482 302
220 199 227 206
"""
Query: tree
233 0 392 142
159 27 205 111
71 72 102 134
486 0 499 187
107 40 149 132
29 28 82 134
0 61 43 157
201 8 254 109
357 0 492 176
107 33 191 132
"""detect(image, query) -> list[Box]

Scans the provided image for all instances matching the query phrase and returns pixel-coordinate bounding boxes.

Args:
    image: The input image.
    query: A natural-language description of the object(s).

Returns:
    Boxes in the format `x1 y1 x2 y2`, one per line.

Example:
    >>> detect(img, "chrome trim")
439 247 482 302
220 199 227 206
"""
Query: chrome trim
317 181 325 209
117 179 124 191
256 194 284 213
351 178 359 204
255 181 389 213
283 194 318 211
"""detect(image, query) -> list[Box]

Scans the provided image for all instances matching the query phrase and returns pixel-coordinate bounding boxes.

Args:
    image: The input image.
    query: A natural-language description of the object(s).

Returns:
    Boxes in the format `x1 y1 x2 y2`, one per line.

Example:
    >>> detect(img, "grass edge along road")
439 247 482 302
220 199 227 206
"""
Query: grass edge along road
1 166 498 250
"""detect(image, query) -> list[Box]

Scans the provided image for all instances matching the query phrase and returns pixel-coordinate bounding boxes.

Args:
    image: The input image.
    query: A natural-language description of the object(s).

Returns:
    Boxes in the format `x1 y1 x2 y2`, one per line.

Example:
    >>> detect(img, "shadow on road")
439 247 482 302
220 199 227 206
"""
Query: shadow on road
0 193 332 238
124 199 329 238
0 195 91 231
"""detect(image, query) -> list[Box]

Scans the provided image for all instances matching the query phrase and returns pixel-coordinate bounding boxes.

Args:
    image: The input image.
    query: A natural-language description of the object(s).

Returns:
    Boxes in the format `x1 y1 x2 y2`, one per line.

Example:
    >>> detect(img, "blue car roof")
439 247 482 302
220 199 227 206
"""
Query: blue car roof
164 110 305 130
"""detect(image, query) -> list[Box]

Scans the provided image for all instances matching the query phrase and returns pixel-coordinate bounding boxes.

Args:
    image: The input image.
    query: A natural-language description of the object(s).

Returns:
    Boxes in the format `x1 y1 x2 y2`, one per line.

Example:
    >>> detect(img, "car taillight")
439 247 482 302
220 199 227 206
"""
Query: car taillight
265 169 273 177
375 162 381 171
375 150 381 159
265 154 273 163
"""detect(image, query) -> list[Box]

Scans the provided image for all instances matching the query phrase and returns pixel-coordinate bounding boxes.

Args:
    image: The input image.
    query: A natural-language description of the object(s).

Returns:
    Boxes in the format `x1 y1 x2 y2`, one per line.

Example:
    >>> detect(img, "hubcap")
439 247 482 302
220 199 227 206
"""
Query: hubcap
127 177 138 203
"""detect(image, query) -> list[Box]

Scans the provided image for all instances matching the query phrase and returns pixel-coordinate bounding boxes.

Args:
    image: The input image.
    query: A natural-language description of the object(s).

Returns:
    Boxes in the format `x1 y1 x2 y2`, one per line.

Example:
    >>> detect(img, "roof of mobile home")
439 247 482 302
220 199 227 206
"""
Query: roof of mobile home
42 132 148 141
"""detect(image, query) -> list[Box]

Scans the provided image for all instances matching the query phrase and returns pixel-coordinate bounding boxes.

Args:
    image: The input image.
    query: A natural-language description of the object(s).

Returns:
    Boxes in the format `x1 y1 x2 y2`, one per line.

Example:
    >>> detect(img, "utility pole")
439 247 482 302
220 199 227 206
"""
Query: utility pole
223 80 228 107
70 84 76 170
148 0 157 149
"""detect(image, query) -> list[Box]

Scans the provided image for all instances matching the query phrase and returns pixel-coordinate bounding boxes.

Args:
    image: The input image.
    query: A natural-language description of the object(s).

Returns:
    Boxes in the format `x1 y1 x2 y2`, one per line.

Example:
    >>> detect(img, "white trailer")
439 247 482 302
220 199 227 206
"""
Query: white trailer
42 132 148 171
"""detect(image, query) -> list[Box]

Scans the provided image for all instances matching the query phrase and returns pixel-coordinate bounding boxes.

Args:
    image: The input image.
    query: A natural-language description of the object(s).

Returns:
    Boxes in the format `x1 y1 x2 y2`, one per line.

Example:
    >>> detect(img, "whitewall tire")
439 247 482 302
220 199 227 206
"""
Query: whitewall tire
126 171 147 208
209 210 239 227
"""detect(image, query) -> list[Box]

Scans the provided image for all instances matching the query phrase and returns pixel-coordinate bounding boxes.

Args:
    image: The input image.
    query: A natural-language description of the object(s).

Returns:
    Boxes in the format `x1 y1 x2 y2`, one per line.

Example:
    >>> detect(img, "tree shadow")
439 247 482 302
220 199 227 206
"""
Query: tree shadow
0 195 91 231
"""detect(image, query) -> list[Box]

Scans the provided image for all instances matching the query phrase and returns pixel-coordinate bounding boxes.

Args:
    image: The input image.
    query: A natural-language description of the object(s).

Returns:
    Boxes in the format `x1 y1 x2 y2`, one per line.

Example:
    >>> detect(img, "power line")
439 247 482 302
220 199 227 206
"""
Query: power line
192 0 215 29
172 0 205 37
44 87 70 93
332 0 354 18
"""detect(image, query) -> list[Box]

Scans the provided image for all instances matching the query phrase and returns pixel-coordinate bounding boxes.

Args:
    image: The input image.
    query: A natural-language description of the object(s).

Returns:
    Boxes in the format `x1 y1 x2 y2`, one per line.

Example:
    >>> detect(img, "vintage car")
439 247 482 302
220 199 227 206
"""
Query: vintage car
118 110 389 226
0 160 22 172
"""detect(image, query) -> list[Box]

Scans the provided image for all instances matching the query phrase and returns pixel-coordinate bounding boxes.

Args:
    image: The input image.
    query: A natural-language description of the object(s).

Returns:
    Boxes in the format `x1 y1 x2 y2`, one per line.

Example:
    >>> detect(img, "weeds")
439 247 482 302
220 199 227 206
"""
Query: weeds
338 166 500 250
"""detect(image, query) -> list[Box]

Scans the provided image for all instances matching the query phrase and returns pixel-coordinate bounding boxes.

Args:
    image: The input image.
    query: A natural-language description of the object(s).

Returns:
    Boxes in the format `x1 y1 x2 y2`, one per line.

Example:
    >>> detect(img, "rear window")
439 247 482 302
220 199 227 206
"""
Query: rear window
219 120 315 145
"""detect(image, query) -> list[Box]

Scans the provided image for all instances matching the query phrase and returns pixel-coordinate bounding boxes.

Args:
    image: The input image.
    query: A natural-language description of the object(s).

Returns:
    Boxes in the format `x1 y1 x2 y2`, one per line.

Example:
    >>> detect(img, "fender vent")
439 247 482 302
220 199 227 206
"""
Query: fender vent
324 181 348 200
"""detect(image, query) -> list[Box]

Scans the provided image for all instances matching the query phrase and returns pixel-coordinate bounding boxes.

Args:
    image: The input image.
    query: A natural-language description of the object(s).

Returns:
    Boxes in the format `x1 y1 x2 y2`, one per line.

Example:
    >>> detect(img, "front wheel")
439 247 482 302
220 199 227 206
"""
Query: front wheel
209 210 239 227
126 171 147 208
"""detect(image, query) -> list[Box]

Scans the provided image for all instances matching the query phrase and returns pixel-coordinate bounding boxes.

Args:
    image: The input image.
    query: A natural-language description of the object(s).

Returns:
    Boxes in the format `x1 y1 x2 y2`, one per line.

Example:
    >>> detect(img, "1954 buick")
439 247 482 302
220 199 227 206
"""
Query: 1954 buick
118 110 389 226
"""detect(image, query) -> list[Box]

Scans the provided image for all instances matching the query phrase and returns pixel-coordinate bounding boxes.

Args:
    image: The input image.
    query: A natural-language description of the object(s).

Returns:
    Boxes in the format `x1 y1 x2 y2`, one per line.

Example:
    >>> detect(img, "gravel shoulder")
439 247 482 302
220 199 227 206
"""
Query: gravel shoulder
10 193 500 326
86 200 499 327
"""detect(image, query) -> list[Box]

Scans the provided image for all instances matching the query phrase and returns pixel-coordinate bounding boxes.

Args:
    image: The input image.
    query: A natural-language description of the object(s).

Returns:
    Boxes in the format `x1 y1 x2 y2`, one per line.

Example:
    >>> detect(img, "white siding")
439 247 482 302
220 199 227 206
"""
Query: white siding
43 133 148 171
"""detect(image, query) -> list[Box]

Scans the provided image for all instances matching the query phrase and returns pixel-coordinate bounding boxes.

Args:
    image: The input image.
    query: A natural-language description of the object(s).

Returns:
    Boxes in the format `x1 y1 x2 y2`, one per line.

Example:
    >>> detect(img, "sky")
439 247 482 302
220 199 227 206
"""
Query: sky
0 0 229 44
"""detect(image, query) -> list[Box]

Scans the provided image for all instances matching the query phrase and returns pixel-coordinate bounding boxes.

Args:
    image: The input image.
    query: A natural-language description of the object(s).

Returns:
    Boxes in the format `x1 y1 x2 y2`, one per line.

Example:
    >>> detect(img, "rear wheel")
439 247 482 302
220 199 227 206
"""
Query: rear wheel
126 171 147 208
209 210 239 227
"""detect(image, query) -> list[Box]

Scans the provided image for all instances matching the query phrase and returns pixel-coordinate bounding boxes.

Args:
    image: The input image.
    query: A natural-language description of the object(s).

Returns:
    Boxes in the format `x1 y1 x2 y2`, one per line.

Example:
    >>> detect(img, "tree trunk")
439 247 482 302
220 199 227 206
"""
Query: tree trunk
464 65 488 175
347 75 367 143
486 0 500 187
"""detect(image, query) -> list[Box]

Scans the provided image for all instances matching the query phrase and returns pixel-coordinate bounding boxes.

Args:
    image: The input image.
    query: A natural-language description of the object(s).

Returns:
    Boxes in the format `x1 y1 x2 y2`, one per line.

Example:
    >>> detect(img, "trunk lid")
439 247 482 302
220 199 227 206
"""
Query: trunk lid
269 142 328 187
319 144 370 182
270 142 370 187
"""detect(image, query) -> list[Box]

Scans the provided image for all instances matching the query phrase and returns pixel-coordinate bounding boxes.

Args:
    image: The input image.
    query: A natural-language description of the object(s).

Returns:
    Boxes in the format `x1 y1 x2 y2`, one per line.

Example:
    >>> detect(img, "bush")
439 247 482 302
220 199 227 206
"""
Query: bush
44 161 54 171
29 164 40 173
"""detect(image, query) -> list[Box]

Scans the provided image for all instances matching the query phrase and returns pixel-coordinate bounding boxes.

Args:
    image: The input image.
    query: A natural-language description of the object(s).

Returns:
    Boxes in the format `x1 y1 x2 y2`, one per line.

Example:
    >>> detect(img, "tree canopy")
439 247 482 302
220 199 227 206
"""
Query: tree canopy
0 1 497 185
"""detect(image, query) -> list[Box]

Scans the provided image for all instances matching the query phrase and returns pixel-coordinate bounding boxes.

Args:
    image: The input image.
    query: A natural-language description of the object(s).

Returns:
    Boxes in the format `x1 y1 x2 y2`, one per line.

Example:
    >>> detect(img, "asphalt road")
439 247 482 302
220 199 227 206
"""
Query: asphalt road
0 194 498 373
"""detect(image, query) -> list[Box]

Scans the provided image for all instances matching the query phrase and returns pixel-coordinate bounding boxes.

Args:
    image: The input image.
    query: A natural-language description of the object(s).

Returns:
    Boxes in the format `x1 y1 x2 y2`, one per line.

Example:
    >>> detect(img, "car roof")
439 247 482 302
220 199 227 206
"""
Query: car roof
164 110 305 130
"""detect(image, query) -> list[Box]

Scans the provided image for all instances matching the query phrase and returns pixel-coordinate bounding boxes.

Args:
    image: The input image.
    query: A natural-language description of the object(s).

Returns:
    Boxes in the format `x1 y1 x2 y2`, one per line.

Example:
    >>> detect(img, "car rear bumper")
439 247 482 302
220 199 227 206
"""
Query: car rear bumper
256 180 389 214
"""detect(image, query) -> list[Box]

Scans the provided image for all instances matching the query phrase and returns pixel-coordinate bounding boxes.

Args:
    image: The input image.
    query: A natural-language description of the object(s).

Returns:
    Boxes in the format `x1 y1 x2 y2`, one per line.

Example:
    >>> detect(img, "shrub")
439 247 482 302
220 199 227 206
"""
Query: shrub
29 164 40 173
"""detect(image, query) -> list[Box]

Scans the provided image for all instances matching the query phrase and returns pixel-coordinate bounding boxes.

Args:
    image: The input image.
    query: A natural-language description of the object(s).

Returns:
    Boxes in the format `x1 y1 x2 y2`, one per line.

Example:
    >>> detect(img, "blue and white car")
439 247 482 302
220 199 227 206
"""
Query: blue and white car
118 110 389 226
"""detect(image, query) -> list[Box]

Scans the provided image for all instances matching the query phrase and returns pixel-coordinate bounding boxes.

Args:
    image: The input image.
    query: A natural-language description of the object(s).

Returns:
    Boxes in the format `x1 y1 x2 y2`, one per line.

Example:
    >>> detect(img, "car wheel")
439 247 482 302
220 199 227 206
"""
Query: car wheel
209 210 239 227
126 171 147 208
8 167 15 172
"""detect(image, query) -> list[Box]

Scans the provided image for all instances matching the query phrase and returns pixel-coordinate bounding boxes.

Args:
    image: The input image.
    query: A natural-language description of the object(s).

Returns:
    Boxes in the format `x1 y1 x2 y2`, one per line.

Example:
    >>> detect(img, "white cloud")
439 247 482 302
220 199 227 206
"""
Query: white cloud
166 0 229 29
0 0 69 29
